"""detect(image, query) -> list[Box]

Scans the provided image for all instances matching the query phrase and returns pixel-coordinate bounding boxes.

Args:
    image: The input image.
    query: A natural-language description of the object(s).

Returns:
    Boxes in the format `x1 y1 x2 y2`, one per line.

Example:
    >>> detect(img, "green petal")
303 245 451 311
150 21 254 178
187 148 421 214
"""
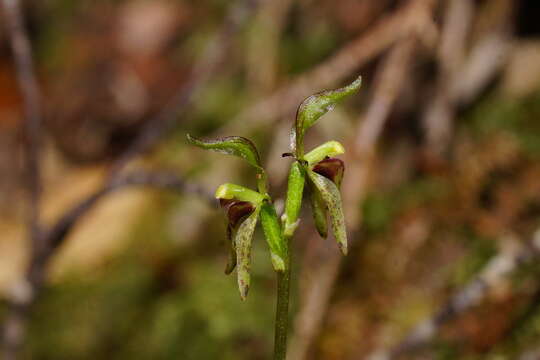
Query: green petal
235 207 260 300
282 161 306 237
215 183 264 205
307 170 348 255
260 202 287 272
225 224 238 274
308 180 328 239
187 134 263 170
304 140 345 166
293 76 361 157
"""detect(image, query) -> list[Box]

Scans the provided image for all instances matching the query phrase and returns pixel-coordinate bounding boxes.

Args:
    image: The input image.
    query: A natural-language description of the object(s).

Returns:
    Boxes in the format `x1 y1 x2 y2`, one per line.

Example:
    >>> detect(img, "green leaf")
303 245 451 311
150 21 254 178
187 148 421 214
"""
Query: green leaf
260 202 287 272
235 207 260 300
187 134 263 170
307 170 348 255
293 76 361 157
215 183 264 205
308 181 328 238
282 162 306 237
304 140 345 166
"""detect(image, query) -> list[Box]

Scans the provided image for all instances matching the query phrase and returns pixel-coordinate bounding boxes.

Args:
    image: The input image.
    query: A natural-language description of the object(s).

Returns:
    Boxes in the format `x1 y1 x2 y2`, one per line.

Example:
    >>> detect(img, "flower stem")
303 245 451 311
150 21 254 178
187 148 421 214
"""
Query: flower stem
273 248 291 360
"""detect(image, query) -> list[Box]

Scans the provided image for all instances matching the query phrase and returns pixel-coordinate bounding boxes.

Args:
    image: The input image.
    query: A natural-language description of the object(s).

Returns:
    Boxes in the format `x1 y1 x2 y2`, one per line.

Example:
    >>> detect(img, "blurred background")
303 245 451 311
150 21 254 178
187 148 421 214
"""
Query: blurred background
1 0 540 359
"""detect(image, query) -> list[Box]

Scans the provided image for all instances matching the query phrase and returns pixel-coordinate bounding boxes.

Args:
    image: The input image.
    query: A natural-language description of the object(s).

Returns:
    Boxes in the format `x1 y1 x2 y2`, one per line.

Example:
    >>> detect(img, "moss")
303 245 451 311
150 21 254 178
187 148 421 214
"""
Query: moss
466 90 540 158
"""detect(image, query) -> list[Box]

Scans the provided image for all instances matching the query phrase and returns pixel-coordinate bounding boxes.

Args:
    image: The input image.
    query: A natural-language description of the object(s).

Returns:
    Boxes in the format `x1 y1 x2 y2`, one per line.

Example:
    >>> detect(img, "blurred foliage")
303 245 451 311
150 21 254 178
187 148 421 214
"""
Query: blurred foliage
2 0 540 359
26 193 275 359
468 90 540 158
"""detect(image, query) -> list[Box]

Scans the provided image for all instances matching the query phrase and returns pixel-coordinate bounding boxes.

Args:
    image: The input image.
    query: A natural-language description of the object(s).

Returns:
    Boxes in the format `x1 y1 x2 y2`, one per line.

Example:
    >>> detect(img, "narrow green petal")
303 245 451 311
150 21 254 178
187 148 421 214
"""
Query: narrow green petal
283 162 306 237
215 183 264 205
304 141 345 166
307 170 348 255
260 202 287 272
293 76 361 156
235 208 260 300
220 200 255 274
187 134 263 170
225 224 237 274
308 181 328 239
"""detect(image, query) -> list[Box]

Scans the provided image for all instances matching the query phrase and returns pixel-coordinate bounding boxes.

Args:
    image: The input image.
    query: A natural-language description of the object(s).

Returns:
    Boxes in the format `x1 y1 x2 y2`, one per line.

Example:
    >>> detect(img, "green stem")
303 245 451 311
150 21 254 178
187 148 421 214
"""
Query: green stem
273 245 291 360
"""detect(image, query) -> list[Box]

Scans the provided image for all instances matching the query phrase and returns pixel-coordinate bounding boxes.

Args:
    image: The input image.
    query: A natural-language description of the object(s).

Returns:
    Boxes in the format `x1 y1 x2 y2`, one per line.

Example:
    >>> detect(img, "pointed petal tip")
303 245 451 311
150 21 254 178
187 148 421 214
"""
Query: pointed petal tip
215 184 228 199
317 228 328 239
239 285 249 301
338 242 348 256
224 263 235 275
238 272 250 300
350 76 362 89
270 253 286 272
333 141 346 155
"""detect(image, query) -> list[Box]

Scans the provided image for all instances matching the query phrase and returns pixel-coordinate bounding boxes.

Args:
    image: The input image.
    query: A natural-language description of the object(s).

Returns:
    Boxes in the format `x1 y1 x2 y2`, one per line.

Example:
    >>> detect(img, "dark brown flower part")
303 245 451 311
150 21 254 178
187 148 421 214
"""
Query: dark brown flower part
219 199 256 275
312 157 344 188
219 199 255 228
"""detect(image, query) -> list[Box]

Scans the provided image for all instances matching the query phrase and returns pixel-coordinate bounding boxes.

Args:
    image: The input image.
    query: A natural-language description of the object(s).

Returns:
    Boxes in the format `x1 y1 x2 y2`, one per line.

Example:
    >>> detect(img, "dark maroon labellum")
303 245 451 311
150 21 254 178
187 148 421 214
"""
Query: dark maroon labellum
312 157 345 187
220 199 255 228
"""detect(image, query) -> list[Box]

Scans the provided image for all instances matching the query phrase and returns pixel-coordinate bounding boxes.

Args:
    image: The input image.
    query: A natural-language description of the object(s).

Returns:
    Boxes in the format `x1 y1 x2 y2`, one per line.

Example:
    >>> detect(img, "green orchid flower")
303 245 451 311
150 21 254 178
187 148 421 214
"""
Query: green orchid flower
188 75 361 360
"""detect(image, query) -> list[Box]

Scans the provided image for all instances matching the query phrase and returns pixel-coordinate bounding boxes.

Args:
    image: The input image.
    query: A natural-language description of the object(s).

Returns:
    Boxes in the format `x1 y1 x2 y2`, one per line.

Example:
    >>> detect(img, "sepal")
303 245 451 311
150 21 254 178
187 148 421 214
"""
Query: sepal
187 134 263 171
306 170 348 255
292 76 361 156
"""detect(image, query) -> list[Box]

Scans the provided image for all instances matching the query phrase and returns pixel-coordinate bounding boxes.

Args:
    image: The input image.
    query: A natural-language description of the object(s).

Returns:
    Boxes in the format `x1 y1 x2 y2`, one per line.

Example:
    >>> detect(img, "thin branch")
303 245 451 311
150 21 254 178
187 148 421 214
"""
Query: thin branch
1 0 43 358
367 232 540 360
422 0 514 157
44 170 215 256
452 32 511 105
422 0 475 157
246 0 293 93
353 37 418 160
1 0 42 245
10 169 214 299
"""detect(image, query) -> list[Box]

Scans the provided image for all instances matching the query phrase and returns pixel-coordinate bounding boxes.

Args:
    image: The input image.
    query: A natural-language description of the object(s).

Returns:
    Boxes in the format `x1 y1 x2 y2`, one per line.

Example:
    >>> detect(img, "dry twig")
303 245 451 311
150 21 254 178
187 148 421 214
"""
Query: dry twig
367 232 540 360
422 0 475 157
1 0 43 357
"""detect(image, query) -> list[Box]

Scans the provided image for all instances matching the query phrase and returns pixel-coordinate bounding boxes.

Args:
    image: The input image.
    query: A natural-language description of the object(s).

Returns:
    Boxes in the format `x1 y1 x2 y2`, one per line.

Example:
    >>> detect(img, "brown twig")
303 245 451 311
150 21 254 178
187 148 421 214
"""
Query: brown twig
1 1 42 234
367 232 540 360
1 0 42 251
45 170 215 257
422 0 475 157
422 0 514 158
1 0 43 358
246 0 293 94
